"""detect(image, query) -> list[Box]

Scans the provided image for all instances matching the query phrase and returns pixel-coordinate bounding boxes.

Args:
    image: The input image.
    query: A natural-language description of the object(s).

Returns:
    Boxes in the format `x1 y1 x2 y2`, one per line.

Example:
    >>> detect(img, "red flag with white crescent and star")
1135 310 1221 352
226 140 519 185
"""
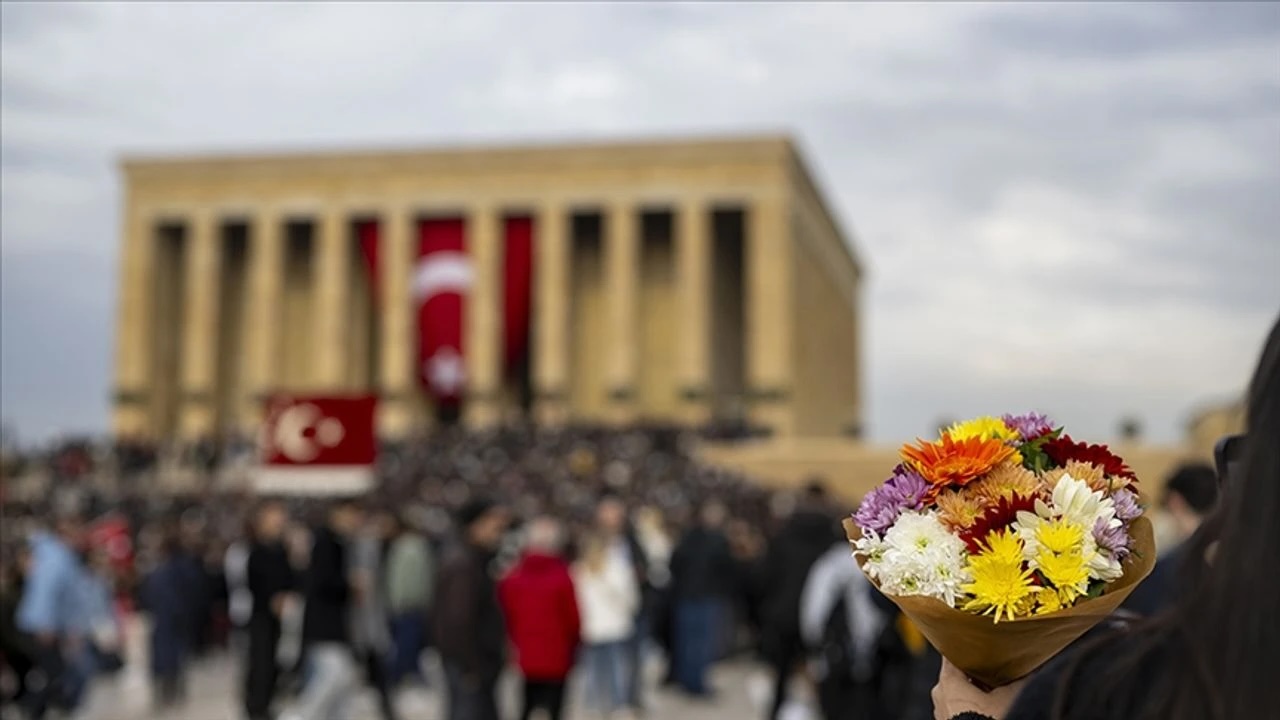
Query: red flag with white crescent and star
415 218 471 405
255 394 376 494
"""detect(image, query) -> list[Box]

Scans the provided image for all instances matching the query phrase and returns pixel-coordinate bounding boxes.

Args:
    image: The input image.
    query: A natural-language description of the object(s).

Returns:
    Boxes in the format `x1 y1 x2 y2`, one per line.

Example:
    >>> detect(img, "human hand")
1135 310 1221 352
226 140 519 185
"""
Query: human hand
932 658 1026 720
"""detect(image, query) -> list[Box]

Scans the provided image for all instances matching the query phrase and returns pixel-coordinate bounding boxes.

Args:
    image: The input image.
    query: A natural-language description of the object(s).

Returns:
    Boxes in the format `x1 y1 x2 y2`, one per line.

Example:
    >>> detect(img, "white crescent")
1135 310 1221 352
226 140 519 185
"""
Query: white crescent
275 403 322 462
414 252 474 301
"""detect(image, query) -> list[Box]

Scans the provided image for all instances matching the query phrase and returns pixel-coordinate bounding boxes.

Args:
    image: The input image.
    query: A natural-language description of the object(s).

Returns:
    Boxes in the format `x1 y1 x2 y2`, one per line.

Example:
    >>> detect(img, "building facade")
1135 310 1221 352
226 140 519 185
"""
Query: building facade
111 136 862 441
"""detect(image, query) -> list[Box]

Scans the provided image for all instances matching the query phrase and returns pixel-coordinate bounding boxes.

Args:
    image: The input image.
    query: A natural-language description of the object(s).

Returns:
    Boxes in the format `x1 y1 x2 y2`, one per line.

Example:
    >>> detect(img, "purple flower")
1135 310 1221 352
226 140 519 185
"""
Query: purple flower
854 465 929 535
1110 488 1142 522
1002 412 1054 440
1093 518 1131 560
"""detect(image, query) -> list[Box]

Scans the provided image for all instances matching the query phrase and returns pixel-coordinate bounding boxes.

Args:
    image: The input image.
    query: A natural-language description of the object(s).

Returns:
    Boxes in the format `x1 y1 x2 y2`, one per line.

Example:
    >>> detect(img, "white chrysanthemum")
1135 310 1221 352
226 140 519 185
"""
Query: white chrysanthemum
857 510 969 607
1014 474 1125 582
1018 476 1121 561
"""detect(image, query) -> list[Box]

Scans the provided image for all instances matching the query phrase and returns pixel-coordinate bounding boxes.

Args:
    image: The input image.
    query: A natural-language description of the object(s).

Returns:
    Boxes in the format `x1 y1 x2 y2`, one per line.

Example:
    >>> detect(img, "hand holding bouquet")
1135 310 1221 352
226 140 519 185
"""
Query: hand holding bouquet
846 413 1155 686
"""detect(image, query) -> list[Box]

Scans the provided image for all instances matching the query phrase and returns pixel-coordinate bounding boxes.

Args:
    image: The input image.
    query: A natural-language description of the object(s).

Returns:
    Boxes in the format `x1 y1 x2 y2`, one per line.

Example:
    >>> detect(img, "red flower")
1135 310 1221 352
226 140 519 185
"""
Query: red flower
1041 435 1137 482
960 493 1038 554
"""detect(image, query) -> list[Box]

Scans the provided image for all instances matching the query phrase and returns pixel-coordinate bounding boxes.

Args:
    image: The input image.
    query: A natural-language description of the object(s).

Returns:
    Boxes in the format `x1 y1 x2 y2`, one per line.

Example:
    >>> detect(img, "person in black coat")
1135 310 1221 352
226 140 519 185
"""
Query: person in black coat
432 498 510 720
242 501 295 720
932 315 1280 720
286 500 363 720
669 499 737 697
760 481 842 720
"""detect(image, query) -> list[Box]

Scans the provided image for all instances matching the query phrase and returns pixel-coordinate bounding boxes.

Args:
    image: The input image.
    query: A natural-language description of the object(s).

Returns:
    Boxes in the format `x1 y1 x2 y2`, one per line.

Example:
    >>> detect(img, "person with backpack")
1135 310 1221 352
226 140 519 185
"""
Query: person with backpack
799 540 887 720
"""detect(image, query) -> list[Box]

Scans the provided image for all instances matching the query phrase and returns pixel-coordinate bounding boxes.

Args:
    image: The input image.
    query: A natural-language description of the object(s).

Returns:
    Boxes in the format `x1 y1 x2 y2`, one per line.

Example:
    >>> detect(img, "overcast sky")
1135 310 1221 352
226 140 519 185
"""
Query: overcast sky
2 2 1278 445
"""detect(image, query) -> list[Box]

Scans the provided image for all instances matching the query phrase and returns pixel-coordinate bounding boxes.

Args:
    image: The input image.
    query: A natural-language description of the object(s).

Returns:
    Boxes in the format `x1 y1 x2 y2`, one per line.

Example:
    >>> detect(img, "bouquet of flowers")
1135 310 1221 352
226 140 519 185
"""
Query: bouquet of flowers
845 413 1156 686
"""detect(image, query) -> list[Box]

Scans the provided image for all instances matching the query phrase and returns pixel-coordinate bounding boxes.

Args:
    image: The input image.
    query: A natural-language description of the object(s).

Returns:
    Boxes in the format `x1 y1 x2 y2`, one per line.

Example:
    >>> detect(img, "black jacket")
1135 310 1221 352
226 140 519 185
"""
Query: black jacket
761 509 842 636
301 525 351 646
670 526 736 601
247 540 295 628
432 542 505 680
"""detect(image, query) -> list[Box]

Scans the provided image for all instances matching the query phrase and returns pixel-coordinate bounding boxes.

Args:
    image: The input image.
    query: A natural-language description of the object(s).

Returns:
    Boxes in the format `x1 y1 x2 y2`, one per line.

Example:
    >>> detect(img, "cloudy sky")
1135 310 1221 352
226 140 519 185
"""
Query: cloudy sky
2 2 1278 445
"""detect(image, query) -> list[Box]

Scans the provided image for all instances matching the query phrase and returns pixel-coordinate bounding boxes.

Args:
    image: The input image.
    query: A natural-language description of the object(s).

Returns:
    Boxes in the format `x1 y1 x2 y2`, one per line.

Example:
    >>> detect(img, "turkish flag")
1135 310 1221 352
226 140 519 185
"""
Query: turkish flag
415 218 471 405
256 394 376 494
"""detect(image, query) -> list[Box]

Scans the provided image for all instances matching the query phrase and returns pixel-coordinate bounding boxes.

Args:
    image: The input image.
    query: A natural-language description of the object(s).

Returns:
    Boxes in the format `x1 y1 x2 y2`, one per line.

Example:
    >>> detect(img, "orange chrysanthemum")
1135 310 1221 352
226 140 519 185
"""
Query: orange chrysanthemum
1043 461 1110 493
901 435 1017 502
967 461 1042 504
937 490 984 530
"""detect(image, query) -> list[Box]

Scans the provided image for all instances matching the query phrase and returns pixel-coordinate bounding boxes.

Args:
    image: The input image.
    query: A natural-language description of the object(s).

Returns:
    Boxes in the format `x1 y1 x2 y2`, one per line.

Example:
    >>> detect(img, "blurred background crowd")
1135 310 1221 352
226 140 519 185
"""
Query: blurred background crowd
0 423 1221 720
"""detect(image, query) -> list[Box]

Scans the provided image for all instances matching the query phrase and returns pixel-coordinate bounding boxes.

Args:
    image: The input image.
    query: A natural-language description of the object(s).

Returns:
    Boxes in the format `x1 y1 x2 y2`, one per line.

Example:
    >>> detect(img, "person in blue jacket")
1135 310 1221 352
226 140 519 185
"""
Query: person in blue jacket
16 514 90 720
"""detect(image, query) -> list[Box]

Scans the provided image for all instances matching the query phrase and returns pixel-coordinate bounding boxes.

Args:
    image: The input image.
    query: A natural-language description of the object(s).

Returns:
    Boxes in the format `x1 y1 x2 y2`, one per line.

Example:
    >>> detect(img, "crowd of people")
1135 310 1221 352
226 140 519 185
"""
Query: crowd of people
2 308 1276 720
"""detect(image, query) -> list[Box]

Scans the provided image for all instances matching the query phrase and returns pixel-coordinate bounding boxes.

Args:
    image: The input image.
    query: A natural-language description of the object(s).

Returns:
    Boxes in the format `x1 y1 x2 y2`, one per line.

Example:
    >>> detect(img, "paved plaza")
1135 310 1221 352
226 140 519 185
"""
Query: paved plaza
70 653 793 720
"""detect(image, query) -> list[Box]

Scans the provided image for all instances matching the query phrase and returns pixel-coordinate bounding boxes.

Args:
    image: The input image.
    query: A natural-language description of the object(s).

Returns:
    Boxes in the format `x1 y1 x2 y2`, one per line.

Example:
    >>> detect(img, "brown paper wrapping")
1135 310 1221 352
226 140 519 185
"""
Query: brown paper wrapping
844 515 1156 687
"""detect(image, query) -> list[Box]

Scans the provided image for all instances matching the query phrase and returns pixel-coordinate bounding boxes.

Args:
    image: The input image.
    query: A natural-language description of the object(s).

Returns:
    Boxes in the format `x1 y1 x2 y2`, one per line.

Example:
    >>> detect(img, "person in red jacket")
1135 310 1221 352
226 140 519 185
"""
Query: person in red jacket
498 516 581 720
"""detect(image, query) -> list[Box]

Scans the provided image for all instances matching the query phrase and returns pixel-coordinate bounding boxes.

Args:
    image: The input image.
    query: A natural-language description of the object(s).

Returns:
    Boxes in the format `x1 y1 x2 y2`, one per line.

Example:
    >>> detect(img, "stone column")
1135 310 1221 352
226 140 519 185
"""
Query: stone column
465 206 502 427
179 209 221 439
746 195 795 436
604 201 639 423
239 208 284 429
111 200 154 438
312 208 350 389
378 206 415 438
676 198 712 426
533 202 570 425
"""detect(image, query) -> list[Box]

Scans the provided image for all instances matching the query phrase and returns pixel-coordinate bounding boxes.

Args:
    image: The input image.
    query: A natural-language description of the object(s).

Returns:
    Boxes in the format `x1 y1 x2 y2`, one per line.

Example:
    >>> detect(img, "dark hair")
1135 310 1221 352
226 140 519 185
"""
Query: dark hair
1051 315 1280 720
802 478 829 501
1162 462 1219 514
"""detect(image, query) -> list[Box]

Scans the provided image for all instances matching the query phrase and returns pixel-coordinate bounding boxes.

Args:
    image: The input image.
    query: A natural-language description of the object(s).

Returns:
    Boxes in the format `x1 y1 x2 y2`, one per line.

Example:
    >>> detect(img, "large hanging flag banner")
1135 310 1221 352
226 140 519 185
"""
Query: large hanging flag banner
255 394 377 495
502 215 535 377
358 220 380 307
415 218 471 405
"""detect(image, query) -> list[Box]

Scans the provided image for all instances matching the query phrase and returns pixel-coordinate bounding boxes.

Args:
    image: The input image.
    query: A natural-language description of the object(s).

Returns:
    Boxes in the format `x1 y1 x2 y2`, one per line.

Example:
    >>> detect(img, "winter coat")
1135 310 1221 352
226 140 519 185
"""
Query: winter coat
760 509 842 639
432 541 505 681
384 532 434 615
669 526 736 601
498 552 581 680
141 558 193 676
301 525 352 646
573 554 639 644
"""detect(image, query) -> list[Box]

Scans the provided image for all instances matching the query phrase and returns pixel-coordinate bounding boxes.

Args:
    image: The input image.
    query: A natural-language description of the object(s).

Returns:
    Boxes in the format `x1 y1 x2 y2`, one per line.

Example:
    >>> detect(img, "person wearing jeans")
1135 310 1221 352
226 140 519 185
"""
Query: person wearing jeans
574 531 639 718
433 499 510 720
668 501 736 698
282 501 362 720
384 514 434 687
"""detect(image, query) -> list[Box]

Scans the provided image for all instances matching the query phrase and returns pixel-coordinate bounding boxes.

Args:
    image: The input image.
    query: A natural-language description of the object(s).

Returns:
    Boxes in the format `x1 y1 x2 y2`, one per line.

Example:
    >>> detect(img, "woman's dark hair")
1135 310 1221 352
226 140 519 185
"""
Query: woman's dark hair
1051 314 1280 720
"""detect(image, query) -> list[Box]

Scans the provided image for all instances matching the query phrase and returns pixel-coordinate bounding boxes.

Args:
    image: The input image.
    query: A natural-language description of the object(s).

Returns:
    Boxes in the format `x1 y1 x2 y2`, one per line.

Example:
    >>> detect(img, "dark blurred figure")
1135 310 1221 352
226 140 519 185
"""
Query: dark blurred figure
800 538 889 720
287 499 364 720
1123 463 1219 616
384 511 434 688
0 543 35 709
499 516 581 720
760 481 842 720
243 501 295 720
669 499 736 697
140 532 196 709
351 509 398 720
595 492 650 712
433 498 510 720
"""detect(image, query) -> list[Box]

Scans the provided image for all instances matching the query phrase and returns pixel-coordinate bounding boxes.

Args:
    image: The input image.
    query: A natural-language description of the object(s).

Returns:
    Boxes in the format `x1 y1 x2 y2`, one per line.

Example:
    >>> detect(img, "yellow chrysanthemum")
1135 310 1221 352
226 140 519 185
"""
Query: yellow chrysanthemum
1035 518 1086 555
936 490 984 530
1043 461 1109 493
961 529 1039 623
968 462 1041 503
1035 548 1091 605
1035 591 1065 616
947 416 1020 443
